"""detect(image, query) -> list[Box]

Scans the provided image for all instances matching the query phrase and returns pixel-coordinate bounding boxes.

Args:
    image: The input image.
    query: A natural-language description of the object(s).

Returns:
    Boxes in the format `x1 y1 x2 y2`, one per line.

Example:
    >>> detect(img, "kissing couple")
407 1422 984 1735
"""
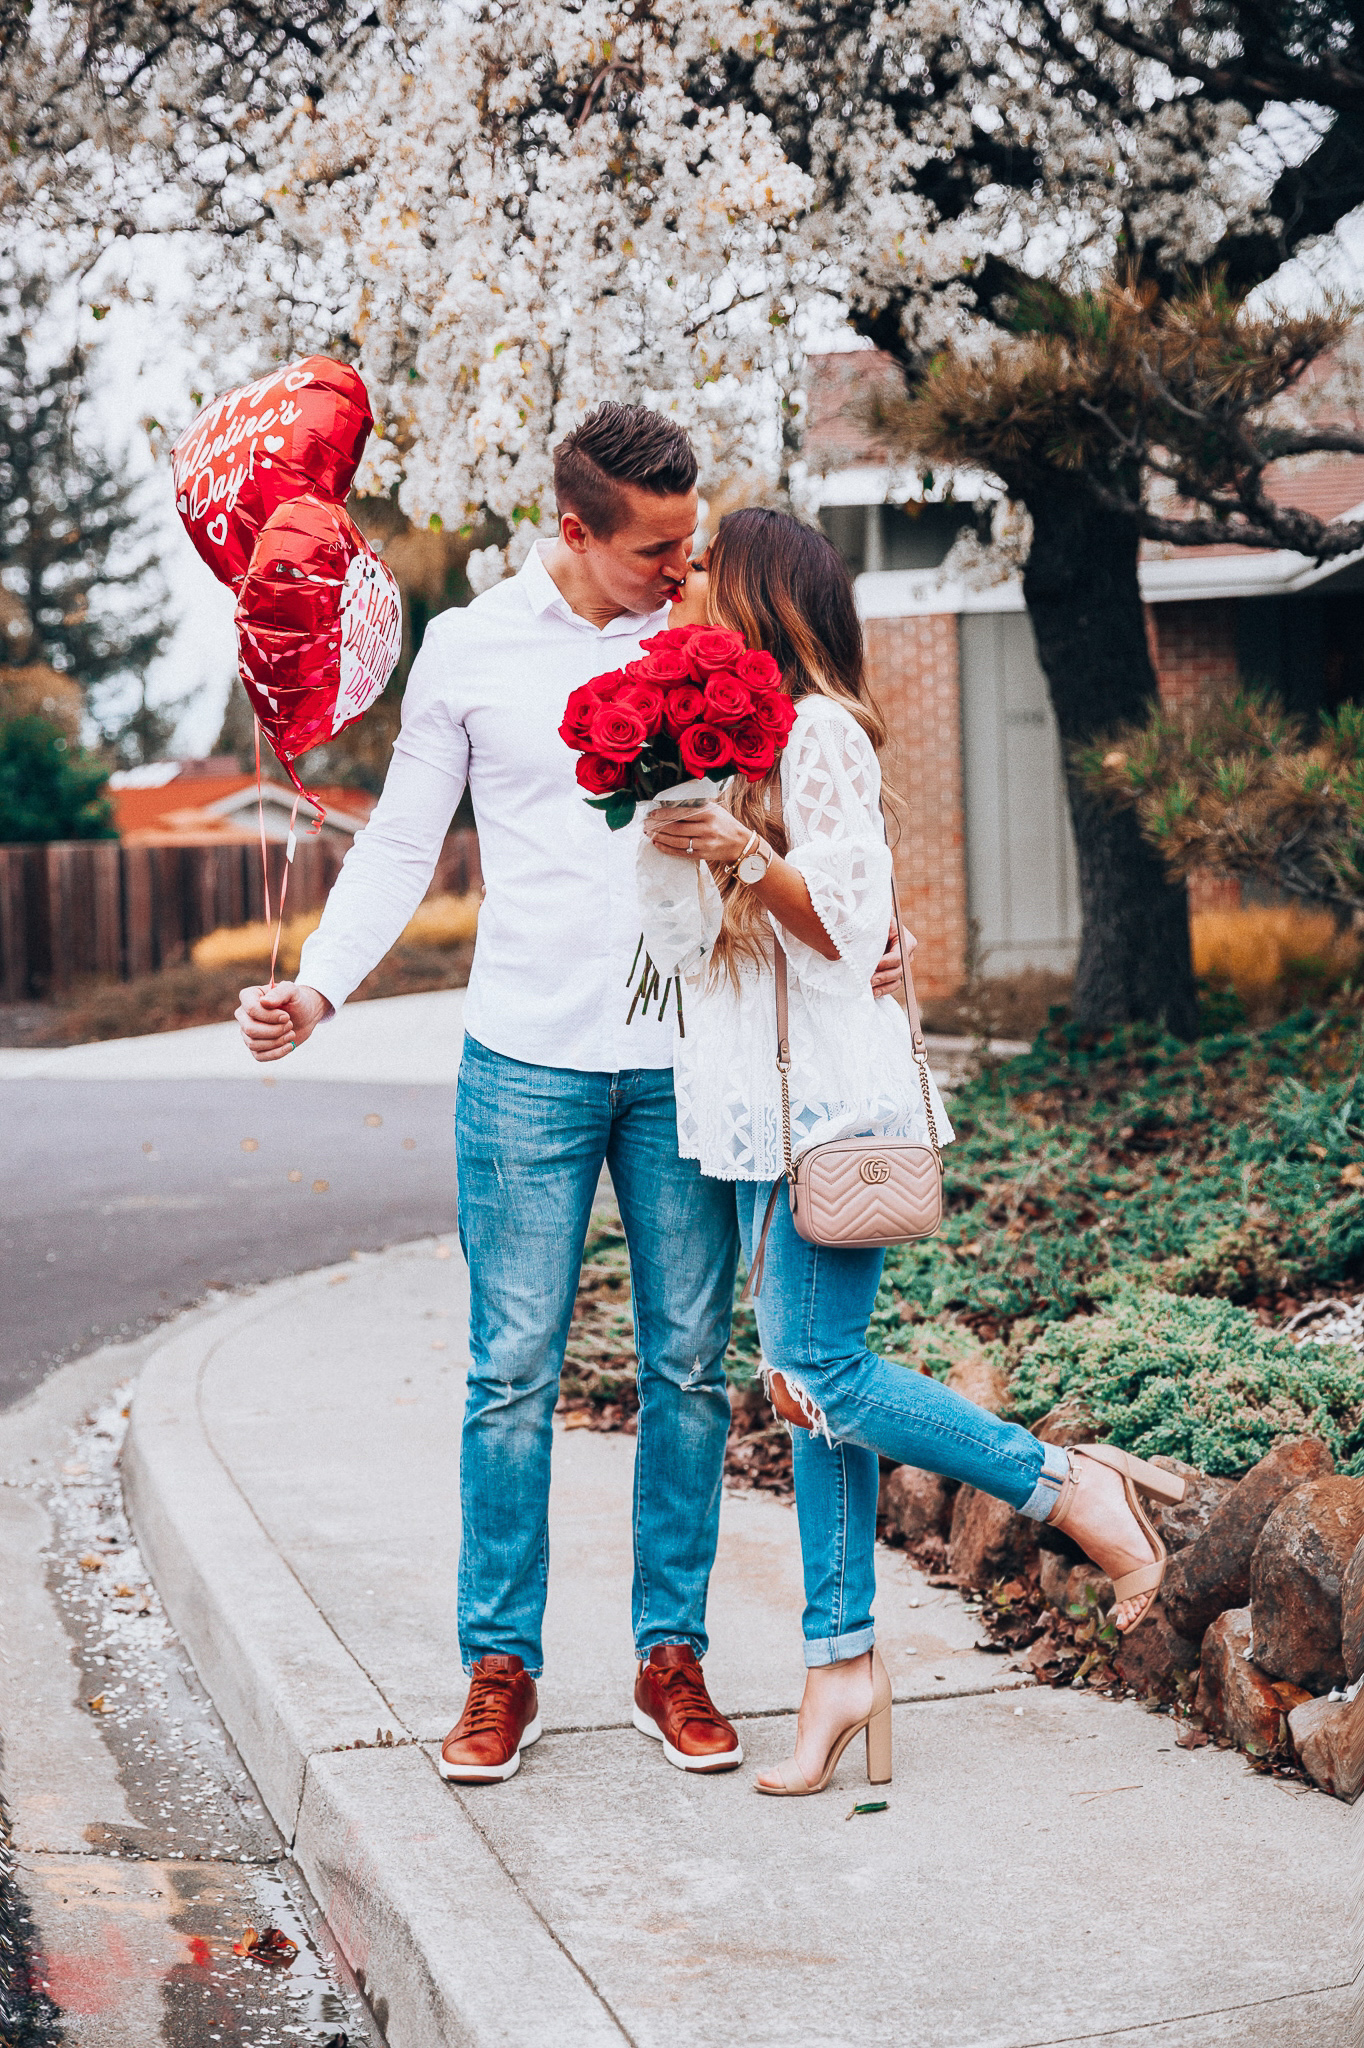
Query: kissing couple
238 402 1184 1796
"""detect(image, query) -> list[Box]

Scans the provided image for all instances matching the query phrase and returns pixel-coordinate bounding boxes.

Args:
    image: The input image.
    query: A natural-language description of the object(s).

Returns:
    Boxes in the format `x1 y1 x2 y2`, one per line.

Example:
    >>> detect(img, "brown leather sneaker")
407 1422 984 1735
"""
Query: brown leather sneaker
632 1644 742 1772
439 1654 542 1783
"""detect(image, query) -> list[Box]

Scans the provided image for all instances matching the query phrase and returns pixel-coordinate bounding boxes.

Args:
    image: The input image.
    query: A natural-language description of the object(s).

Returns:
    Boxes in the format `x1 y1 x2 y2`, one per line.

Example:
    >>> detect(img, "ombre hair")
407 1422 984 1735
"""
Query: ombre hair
704 507 888 983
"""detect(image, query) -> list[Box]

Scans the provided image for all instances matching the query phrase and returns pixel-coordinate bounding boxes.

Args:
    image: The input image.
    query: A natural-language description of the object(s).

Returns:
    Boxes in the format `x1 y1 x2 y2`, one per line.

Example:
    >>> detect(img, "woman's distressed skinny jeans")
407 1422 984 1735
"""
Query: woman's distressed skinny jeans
735 1180 1069 1668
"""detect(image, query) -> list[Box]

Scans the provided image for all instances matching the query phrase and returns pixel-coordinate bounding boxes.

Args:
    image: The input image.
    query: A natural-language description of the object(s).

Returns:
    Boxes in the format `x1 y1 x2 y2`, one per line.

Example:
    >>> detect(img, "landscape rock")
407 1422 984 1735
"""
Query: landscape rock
1031 1397 1100 1450
948 1485 1039 1589
1340 1537 1364 1685
945 1353 1009 1414
1163 1438 1336 1642
1040 1550 1114 1616
1145 1458 1236 1555
1250 1476 1364 1692
1289 1687 1364 1803
878 1464 957 1547
1112 1604 1201 1697
1194 1608 1287 1757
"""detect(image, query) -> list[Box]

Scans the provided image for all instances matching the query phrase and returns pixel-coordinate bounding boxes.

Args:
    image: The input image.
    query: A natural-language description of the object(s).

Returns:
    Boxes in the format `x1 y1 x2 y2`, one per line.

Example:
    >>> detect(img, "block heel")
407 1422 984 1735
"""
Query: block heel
754 1649 893 1797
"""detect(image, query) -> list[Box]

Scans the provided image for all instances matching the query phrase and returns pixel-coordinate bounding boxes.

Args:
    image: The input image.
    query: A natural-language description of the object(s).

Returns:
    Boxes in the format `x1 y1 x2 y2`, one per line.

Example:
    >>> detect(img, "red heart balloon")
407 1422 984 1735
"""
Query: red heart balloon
234 496 403 796
171 357 373 590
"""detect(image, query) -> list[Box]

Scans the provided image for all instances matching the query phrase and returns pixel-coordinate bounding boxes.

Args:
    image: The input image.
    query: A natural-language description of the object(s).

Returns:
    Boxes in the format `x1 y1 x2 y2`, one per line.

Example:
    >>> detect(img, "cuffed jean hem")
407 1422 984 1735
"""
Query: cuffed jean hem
634 1633 706 1663
1018 1440 1071 1522
804 1624 876 1669
462 1654 545 1679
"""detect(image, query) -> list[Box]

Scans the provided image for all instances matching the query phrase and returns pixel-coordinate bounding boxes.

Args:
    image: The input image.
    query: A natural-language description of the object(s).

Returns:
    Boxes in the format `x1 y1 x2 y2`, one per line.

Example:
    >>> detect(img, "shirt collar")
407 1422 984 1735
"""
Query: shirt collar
517 538 668 639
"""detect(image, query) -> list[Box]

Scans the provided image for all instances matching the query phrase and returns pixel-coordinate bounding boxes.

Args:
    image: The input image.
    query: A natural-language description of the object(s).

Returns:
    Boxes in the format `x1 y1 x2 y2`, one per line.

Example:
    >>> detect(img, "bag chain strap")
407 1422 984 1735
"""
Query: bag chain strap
768 785 939 1179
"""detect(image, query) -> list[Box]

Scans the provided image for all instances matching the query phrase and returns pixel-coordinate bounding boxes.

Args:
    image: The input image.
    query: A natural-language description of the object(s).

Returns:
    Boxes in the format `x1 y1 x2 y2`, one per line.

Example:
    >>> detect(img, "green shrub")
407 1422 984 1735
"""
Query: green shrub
1005 1284 1364 1476
0 715 114 842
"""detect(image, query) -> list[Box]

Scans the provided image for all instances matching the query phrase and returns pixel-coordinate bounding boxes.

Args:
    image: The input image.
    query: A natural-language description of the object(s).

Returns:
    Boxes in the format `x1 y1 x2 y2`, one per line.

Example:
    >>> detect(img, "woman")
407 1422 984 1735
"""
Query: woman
639 507 1184 1798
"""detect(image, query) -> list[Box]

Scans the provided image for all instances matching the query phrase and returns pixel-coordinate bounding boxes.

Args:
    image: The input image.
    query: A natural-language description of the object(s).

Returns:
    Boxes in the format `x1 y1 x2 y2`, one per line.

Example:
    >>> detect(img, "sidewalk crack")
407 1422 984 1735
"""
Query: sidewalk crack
444 1763 639 2046
1011 1973 1359 2047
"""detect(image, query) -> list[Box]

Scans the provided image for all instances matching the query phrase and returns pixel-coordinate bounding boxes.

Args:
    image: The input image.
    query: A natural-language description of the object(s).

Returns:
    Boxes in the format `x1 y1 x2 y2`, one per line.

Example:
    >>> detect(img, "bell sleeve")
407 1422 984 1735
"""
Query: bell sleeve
774 706 893 997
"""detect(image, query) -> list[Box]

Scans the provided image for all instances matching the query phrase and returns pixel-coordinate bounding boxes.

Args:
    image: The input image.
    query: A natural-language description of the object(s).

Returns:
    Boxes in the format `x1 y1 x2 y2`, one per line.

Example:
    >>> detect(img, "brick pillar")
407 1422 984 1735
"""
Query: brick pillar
1148 600 1240 715
1148 599 1244 913
864 614 968 1000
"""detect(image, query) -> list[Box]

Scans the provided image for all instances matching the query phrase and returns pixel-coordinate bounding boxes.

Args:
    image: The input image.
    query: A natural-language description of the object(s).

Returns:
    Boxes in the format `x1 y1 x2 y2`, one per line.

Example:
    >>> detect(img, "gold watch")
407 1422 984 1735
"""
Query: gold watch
736 834 775 885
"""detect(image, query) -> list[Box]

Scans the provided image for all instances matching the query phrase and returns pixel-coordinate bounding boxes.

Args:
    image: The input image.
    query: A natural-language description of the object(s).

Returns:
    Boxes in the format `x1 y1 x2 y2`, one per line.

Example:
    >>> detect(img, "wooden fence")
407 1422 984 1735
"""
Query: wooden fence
0 829 482 1002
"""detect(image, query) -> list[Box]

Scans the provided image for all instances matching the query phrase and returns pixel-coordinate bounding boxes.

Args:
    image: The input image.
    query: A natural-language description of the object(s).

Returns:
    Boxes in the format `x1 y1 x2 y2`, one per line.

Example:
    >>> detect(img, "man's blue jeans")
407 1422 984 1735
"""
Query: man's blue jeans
735 1180 1069 1668
454 1034 739 1676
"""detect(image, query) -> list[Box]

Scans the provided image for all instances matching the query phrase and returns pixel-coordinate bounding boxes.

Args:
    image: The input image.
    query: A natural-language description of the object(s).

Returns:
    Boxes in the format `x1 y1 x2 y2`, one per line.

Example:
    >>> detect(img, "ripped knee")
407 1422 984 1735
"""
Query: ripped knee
760 1362 831 1444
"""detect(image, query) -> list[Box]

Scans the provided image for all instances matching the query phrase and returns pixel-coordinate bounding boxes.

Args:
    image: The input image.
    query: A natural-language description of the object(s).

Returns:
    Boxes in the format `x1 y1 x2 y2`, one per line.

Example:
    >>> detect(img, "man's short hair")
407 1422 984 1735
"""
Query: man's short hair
552 403 698 537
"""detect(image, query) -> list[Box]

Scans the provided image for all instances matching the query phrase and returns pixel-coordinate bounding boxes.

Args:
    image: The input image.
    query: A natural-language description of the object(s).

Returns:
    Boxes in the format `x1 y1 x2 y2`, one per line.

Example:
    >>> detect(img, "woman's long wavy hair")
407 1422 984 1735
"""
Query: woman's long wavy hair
705 506 888 984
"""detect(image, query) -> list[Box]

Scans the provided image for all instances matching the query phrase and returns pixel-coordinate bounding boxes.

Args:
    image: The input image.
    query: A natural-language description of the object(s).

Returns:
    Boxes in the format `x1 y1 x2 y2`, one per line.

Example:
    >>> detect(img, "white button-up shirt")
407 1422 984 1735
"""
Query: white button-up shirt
297 540 677 1072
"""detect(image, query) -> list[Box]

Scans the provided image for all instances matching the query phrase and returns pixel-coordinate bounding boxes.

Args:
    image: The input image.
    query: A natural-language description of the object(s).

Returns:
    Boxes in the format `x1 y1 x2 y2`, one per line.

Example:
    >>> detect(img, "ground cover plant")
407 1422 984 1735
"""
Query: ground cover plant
565 1006 1364 1488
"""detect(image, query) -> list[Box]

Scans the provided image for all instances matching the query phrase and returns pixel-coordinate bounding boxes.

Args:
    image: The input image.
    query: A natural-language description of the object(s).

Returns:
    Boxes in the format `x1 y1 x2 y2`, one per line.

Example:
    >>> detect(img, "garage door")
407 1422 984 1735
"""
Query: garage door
960 611 1080 974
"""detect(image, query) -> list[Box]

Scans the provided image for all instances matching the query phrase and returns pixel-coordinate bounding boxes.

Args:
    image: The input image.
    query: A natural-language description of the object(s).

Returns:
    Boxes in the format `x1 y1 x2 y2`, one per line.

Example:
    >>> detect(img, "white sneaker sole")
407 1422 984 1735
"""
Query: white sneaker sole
632 1703 743 1772
438 1712 543 1783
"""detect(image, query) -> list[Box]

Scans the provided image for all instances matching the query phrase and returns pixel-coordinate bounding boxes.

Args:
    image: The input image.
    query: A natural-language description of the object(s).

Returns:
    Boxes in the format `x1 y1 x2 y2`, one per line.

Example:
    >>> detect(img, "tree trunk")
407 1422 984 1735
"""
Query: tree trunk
1021 471 1199 1039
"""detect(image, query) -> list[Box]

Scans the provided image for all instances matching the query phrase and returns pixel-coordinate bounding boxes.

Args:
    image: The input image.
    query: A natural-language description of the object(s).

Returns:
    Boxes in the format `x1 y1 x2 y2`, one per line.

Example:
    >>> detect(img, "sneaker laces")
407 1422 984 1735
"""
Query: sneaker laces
653 1660 718 1726
460 1669 516 1736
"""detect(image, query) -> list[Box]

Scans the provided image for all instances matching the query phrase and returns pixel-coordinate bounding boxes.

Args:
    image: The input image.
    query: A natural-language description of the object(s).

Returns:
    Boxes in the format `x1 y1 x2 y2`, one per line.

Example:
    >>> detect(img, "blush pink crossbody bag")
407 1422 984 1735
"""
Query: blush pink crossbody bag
745 795 944 1300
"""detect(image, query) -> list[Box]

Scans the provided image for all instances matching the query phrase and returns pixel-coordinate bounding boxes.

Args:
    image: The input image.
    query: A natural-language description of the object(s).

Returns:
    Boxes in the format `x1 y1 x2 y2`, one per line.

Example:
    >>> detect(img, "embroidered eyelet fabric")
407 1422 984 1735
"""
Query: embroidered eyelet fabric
636 697 955 1182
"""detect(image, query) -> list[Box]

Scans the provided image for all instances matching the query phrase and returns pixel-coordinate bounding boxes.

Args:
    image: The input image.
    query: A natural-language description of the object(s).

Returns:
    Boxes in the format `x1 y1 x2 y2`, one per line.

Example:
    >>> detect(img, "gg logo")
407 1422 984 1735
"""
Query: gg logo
859 1157 891 1185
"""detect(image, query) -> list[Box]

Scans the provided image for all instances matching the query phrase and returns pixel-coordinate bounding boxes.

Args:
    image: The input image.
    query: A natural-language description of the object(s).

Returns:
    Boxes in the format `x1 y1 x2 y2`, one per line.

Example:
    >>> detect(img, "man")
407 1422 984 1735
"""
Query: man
239 405 749 1783
237 403 908 1786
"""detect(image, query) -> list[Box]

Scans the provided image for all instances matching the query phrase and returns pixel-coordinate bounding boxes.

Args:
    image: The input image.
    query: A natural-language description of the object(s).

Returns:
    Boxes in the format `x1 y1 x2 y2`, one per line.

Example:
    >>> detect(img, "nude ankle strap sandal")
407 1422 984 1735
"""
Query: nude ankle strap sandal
754 1649 893 1797
1047 1445 1186 1633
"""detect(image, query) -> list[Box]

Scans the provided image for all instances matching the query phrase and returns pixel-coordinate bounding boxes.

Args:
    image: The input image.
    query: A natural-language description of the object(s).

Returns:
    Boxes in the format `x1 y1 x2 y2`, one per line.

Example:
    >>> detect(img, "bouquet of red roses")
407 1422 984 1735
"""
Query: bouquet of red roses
559 622 797 830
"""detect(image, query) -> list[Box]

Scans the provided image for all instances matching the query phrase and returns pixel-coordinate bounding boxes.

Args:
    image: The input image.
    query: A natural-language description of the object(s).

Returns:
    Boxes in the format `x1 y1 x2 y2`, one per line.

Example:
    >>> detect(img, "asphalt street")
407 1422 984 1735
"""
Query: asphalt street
0 1077 460 1407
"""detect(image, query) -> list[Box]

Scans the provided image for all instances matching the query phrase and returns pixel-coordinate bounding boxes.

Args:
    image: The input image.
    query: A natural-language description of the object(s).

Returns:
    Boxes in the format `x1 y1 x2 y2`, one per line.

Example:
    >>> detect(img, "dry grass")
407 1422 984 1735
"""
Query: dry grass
0 936 476 1048
190 893 481 976
1191 905 1355 993
921 967 1073 1042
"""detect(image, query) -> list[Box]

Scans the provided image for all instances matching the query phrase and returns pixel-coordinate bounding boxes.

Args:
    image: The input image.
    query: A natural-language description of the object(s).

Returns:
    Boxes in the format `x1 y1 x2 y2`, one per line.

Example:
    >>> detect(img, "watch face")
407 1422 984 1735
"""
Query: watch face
738 854 767 883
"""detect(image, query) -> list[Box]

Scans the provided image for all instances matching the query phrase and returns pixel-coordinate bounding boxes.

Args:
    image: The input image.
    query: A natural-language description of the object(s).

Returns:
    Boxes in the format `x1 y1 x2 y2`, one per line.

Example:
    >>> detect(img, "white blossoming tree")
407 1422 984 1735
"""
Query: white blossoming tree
205 0 1364 1029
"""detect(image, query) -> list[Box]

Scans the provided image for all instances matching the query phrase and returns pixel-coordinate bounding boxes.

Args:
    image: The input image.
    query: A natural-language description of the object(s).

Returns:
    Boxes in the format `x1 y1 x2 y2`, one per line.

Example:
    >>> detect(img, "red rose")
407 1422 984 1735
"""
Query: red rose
576 751 630 794
588 669 632 702
662 684 705 735
701 671 753 727
639 625 700 654
559 685 601 750
688 628 748 676
588 701 649 761
678 721 735 776
637 648 695 686
748 689 798 741
733 648 781 690
617 681 665 736
729 717 778 780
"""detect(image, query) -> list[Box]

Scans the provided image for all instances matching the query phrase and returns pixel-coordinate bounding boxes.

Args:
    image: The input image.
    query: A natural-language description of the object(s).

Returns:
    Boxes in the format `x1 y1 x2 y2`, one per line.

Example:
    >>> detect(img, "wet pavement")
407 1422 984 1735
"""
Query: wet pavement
0 1351 382 2047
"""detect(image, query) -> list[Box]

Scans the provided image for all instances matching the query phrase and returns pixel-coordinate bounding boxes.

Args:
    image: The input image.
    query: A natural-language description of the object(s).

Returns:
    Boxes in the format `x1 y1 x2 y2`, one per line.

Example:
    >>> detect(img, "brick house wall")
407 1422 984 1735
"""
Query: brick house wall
865 598 1244 996
864 614 968 1002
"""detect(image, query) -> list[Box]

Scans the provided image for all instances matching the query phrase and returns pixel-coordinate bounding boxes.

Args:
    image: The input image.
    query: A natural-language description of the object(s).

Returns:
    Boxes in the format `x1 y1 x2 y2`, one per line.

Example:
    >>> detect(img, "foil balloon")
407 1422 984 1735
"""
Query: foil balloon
170 356 373 590
235 496 403 797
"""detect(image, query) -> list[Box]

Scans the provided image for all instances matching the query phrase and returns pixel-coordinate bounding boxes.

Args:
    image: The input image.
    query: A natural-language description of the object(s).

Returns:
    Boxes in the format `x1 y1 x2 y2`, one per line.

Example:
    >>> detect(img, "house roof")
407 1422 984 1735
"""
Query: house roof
110 763 376 842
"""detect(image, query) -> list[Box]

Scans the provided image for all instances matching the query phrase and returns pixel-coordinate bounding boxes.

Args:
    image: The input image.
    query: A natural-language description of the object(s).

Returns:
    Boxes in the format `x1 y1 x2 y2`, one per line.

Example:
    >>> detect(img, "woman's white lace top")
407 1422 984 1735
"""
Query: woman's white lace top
636 695 955 1182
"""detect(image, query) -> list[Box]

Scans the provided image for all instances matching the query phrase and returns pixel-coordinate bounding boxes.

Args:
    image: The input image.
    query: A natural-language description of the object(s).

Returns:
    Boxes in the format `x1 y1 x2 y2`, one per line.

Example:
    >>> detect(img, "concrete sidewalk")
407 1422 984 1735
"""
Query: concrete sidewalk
123 1239 1356 2048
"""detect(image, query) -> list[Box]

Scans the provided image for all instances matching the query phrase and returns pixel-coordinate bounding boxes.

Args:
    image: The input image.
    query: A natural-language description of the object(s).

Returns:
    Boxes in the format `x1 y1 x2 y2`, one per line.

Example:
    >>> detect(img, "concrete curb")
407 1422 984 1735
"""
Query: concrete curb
123 1267 631 2048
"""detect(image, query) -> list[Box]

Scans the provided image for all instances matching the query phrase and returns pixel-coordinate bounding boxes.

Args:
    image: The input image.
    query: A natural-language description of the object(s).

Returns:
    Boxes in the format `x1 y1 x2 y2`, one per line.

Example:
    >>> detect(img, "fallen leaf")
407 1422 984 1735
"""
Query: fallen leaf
1272 1681 1313 1711
1340 1162 1364 1187
287 1169 303 1183
78 1554 103 1572
233 1925 298 1965
113 1584 134 1598
364 1113 382 1127
87 1694 108 1714
240 1138 259 1153
312 1180 330 1193
563 1411 593 1430
1174 1725 1209 1750
845 1800 888 1819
